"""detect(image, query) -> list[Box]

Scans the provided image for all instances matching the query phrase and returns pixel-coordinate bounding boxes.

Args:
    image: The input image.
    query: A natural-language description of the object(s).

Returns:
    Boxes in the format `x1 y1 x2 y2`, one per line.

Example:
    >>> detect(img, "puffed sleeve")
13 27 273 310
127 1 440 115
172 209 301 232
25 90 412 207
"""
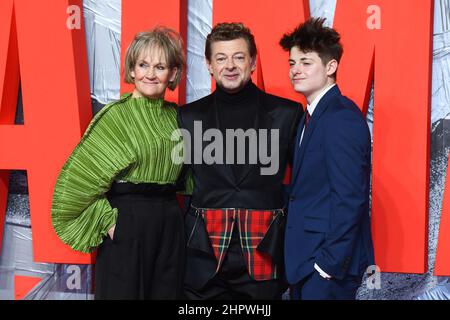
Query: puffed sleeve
51 102 136 253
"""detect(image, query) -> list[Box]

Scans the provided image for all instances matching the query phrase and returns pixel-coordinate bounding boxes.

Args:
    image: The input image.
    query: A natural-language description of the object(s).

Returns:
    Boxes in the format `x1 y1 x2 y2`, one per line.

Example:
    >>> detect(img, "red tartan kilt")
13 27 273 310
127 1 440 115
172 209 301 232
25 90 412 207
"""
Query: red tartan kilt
202 208 279 281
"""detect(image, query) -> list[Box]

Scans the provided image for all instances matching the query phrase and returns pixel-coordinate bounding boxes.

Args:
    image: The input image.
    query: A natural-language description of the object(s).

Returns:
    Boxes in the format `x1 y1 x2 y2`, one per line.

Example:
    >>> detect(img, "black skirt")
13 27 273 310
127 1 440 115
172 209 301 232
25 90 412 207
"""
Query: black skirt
94 182 185 300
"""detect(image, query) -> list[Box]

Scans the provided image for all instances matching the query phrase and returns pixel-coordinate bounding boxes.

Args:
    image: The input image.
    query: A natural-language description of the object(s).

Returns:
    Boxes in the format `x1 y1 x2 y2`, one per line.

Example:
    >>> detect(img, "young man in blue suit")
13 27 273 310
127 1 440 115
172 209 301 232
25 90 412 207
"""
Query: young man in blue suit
280 18 375 300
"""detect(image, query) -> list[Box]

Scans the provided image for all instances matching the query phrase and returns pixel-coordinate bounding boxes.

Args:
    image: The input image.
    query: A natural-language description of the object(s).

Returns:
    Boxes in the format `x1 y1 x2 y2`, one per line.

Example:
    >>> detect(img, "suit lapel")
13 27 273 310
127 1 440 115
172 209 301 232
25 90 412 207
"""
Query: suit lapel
292 85 341 184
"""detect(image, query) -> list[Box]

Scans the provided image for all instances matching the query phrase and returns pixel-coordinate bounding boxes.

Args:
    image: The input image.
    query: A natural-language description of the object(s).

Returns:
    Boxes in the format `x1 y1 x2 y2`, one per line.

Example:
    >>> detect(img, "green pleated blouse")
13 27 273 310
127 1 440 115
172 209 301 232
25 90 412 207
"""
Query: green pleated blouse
51 93 192 253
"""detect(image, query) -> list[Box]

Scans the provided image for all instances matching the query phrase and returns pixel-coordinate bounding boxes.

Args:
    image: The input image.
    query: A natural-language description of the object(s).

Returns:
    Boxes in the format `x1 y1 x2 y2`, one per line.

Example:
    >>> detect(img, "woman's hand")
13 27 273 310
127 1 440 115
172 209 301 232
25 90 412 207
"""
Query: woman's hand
108 225 116 240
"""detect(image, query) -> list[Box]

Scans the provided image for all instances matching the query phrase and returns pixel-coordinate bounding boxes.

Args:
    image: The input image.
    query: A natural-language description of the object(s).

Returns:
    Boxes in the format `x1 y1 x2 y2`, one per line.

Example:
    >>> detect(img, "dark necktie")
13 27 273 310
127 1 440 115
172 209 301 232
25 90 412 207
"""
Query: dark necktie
299 110 311 148
305 110 311 128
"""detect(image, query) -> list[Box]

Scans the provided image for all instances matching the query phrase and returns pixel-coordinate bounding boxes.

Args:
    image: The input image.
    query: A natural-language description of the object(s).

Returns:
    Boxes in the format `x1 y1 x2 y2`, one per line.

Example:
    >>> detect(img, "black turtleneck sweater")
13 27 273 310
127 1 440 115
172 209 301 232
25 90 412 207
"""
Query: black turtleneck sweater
215 80 259 179
215 80 258 131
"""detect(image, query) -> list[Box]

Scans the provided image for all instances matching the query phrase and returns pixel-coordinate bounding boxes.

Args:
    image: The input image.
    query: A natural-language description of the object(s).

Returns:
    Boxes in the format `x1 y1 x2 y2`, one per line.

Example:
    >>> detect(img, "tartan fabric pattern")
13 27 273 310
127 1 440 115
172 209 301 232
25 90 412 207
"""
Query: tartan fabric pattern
201 209 235 273
201 208 279 281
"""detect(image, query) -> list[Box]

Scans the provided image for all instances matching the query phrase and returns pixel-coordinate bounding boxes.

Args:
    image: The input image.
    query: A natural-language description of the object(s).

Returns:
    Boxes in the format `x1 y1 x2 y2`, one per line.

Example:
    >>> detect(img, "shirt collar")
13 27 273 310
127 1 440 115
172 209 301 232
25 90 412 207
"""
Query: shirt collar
306 83 336 116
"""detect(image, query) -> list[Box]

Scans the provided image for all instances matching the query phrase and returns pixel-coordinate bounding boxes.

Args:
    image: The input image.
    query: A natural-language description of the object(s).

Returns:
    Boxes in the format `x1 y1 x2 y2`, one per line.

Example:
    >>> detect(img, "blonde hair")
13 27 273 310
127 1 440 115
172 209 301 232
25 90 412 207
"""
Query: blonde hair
124 27 185 90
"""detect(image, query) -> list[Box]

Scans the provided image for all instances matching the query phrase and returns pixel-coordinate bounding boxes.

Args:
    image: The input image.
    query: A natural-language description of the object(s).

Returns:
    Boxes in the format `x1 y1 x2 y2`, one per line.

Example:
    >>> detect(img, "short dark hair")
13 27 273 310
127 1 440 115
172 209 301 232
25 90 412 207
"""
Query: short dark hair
280 18 343 76
205 22 257 61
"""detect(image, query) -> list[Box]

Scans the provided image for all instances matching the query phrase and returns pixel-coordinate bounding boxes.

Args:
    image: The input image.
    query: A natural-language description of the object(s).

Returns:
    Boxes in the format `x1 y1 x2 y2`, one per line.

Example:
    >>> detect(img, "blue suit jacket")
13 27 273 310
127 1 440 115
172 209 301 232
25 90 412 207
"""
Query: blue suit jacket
285 85 375 284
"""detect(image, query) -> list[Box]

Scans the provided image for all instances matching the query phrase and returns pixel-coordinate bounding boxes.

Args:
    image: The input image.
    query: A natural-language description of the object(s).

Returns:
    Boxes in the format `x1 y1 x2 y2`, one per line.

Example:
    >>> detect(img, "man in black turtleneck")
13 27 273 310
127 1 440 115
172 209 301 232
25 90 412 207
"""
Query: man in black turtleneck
178 22 303 300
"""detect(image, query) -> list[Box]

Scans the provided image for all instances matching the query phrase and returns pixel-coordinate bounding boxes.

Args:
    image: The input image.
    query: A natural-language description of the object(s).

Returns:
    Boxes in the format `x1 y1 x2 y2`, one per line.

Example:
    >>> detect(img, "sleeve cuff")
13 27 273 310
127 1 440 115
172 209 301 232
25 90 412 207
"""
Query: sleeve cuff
314 263 332 279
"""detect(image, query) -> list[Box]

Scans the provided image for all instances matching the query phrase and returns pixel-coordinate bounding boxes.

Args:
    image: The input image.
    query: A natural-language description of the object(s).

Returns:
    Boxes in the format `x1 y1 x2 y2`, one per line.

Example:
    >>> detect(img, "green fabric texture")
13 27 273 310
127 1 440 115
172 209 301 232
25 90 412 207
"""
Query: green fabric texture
52 93 190 253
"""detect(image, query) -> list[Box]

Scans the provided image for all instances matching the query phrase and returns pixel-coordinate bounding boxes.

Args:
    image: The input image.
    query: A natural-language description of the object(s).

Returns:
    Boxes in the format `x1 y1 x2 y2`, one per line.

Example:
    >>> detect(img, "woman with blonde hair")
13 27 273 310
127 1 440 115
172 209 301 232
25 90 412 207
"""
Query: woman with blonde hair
51 27 188 299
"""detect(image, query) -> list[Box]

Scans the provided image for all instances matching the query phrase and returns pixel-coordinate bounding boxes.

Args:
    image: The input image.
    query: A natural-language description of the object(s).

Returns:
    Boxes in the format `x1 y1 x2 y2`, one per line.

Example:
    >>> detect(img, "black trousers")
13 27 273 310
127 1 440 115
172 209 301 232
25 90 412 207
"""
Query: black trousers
95 183 185 300
184 226 286 300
